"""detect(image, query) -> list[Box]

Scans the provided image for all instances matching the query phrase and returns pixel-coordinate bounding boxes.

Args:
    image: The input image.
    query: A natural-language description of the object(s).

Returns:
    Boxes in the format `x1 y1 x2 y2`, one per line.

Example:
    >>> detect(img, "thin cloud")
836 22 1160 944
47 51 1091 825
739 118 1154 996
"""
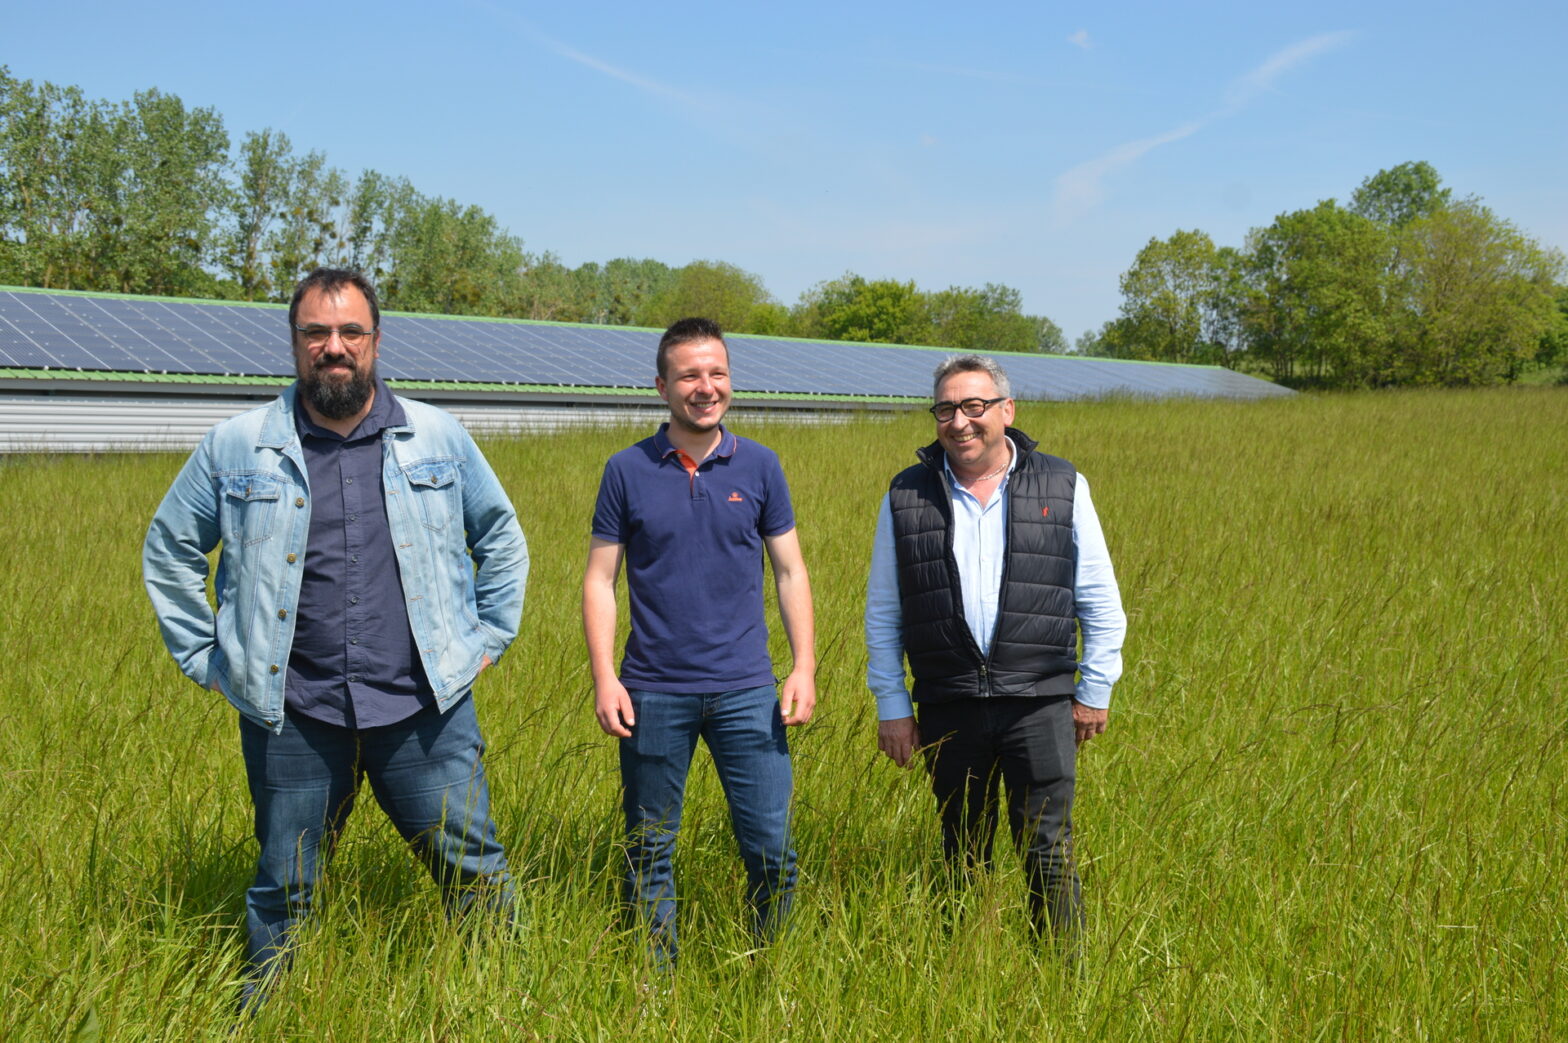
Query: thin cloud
1053 122 1203 218
1225 31 1357 109
1052 30 1355 221
1068 29 1091 50
468 0 713 110
545 38 711 109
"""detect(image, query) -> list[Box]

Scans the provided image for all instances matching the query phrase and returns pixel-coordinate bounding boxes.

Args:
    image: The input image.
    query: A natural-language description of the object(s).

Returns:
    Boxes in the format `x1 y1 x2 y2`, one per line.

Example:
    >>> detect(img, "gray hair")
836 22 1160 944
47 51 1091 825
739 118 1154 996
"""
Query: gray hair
932 354 1012 400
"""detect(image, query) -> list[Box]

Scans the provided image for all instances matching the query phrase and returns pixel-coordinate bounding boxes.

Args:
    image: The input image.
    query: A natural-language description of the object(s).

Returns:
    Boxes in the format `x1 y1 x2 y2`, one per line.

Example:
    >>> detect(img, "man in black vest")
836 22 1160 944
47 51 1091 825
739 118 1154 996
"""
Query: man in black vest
864 353 1126 948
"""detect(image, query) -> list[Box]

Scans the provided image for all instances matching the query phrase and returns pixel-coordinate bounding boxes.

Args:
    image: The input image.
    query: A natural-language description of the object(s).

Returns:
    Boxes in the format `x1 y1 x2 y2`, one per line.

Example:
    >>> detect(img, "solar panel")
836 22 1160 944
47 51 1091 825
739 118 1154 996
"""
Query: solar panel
0 289 1292 401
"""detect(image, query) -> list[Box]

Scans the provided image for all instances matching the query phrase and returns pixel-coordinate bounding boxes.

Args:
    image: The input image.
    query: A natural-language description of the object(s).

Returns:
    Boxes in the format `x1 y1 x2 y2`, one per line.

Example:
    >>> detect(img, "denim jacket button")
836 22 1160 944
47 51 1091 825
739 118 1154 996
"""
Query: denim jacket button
286 553 297 563
277 609 287 620
295 497 305 507
269 664 279 674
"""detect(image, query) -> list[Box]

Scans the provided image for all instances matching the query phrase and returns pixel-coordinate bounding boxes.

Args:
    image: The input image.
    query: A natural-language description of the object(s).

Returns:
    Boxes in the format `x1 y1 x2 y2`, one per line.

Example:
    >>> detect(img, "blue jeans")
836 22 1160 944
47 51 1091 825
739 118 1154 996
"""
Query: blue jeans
237 694 513 990
619 685 796 966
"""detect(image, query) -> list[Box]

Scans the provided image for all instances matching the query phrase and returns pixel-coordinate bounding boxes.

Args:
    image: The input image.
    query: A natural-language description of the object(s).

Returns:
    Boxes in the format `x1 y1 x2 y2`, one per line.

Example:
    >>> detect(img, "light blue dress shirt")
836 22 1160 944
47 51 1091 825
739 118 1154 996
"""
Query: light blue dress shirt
864 438 1126 720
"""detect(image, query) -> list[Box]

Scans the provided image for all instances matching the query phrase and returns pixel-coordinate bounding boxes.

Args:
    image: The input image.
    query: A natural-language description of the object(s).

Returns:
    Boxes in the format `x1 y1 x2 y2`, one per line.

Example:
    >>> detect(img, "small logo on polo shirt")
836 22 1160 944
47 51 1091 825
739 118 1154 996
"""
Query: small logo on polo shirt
1042 506 1049 517
728 492 745 502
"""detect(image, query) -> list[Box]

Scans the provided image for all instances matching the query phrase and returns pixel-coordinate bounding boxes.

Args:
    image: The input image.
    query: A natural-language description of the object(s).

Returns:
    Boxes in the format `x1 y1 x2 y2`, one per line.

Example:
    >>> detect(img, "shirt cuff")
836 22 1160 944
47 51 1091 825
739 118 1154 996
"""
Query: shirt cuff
875 689 915 721
1074 679 1113 710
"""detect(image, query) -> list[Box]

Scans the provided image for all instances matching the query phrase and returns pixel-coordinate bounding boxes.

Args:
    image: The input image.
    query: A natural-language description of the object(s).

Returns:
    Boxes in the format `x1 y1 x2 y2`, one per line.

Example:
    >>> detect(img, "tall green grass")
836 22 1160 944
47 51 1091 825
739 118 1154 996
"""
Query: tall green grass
2 387 1564 1039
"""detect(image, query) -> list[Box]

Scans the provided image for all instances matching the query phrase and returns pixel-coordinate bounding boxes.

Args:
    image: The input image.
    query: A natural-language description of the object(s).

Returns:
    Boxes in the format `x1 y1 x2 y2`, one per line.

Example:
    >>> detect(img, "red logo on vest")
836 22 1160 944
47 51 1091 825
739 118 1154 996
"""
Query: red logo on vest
1041 506 1049 517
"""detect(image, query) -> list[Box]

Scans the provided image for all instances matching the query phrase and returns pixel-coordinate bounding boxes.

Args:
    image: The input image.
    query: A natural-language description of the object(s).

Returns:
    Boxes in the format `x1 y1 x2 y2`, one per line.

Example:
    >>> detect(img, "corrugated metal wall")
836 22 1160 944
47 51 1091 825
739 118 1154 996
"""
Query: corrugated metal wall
0 393 856 453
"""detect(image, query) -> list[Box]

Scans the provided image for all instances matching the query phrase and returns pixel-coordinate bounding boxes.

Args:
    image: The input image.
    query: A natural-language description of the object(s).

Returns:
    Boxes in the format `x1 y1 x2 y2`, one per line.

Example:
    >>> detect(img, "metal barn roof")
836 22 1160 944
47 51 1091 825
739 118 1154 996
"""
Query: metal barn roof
1 286 1289 452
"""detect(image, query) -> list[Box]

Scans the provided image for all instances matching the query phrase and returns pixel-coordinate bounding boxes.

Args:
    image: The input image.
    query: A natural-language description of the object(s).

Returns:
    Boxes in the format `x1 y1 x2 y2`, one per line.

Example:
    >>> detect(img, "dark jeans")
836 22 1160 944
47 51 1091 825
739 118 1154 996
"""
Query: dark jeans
237 694 513 992
619 685 796 968
918 695 1082 944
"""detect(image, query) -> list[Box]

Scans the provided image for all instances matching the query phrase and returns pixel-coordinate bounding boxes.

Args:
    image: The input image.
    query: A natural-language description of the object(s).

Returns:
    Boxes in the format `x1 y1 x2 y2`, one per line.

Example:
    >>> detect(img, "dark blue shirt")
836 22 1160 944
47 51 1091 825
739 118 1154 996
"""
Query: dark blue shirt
591 423 795 693
286 380 433 728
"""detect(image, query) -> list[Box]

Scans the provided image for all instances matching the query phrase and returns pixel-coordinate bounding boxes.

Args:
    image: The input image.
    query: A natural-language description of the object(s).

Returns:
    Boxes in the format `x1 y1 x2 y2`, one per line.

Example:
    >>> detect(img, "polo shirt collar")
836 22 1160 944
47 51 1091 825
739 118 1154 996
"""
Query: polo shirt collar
653 422 737 465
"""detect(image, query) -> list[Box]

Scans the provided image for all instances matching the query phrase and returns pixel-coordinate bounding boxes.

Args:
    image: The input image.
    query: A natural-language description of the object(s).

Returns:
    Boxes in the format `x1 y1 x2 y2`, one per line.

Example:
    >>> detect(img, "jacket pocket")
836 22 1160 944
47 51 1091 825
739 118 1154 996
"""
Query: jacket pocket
404 460 460 532
220 475 283 546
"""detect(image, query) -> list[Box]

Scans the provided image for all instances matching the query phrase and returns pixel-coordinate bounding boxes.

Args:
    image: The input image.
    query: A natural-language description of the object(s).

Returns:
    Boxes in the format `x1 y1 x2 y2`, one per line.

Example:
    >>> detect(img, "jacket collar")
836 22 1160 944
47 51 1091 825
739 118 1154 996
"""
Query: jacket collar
259 380 412 451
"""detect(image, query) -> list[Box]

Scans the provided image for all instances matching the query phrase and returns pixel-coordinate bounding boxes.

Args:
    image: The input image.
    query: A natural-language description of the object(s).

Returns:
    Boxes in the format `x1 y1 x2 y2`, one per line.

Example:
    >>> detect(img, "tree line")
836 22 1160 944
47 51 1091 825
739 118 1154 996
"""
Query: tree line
1081 161 1568 388
0 68 1064 356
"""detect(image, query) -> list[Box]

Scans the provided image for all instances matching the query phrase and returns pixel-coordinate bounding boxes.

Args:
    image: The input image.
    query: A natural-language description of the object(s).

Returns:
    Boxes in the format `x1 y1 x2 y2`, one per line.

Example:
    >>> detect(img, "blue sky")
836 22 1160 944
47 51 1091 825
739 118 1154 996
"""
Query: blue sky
7 0 1565 341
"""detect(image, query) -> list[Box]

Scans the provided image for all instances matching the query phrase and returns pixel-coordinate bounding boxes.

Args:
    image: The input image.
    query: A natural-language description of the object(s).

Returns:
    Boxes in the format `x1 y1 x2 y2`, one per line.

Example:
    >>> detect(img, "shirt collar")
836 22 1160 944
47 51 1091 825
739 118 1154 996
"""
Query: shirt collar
654 422 737 464
943 435 1017 487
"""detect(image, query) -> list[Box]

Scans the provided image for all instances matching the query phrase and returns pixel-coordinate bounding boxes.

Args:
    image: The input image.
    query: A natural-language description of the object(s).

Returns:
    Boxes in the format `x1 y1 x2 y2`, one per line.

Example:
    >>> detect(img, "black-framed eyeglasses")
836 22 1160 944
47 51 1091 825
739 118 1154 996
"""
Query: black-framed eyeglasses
292 323 377 348
929 396 1006 423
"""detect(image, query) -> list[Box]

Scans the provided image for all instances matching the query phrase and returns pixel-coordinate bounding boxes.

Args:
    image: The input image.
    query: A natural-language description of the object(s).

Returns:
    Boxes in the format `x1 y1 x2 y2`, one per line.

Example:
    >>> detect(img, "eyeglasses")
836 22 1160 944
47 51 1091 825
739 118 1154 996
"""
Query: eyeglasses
293 323 376 348
929 396 1006 423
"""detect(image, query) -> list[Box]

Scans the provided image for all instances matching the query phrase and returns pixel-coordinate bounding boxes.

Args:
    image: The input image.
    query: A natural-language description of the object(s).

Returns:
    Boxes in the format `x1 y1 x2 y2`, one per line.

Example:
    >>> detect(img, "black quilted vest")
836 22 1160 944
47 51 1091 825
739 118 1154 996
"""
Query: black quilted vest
888 428 1079 702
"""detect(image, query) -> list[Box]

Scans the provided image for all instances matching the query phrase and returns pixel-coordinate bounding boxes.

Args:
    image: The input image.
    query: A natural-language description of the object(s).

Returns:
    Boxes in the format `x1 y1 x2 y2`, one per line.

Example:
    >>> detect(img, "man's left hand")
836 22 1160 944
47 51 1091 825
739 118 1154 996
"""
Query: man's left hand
1072 701 1108 746
779 670 817 726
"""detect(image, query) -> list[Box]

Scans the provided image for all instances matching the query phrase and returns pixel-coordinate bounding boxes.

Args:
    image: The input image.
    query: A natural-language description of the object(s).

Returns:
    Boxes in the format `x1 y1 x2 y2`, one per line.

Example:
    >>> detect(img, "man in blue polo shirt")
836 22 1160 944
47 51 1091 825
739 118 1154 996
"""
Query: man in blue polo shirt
583 316 816 969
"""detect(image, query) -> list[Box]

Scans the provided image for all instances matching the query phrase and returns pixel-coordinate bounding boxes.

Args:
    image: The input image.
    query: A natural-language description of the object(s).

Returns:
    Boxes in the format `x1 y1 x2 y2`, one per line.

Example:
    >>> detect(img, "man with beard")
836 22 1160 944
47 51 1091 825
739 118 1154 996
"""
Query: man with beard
583 317 816 969
143 268 527 1009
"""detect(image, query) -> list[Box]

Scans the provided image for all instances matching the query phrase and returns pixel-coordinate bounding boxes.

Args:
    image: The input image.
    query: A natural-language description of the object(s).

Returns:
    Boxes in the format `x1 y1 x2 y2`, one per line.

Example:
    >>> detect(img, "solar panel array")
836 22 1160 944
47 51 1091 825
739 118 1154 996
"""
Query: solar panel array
0 289 1291 401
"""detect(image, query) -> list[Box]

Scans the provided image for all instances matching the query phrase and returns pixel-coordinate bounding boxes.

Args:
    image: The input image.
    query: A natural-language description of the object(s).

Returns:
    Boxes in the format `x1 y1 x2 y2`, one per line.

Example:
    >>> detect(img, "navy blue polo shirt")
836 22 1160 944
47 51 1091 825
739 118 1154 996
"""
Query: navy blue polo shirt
591 423 795 693
286 380 433 728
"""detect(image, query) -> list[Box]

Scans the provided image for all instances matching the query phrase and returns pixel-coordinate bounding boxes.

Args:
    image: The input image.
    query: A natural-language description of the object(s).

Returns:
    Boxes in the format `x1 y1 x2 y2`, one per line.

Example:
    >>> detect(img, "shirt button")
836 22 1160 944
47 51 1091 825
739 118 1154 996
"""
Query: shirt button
351 555 359 563
277 609 287 619
286 553 297 564
295 497 305 507
350 514 358 521
345 477 353 485
350 596 360 604
352 638 359 645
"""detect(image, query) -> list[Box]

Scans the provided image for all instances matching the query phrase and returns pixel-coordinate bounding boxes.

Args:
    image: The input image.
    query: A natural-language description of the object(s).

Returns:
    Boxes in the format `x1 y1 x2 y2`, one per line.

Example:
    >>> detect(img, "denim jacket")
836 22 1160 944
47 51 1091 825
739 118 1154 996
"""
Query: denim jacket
143 385 528 733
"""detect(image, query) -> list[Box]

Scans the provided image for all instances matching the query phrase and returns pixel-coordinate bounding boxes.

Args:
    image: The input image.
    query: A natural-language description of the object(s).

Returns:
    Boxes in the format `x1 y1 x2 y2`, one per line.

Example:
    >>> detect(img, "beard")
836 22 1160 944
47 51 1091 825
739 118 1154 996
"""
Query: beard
301 354 376 419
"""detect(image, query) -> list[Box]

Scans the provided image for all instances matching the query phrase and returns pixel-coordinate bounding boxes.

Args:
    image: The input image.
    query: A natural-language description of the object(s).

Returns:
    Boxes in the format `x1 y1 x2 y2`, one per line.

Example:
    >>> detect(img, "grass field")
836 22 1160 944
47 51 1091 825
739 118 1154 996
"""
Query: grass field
2 387 1564 1040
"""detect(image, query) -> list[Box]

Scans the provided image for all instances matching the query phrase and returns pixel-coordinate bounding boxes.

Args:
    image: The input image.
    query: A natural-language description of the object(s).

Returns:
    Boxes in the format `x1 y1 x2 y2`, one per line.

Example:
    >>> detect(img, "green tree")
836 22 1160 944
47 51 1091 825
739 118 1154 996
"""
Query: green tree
576 257 676 326
926 282 1041 353
512 251 588 321
793 273 929 344
224 129 294 299
380 194 526 317
266 151 349 297
337 169 410 281
1 68 95 287
637 260 776 333
1113 230 1222 363
1072 319 1137 358
1394 201 1564 385
1350 161 1452 229
91 88 230 297
1242 201 1396 386
1031 315 1068 354
1535 285 1568 373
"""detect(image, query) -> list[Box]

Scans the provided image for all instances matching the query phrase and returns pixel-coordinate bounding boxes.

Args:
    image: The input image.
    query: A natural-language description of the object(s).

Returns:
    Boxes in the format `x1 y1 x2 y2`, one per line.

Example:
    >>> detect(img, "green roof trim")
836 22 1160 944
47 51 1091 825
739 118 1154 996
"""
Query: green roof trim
0 368 923 404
